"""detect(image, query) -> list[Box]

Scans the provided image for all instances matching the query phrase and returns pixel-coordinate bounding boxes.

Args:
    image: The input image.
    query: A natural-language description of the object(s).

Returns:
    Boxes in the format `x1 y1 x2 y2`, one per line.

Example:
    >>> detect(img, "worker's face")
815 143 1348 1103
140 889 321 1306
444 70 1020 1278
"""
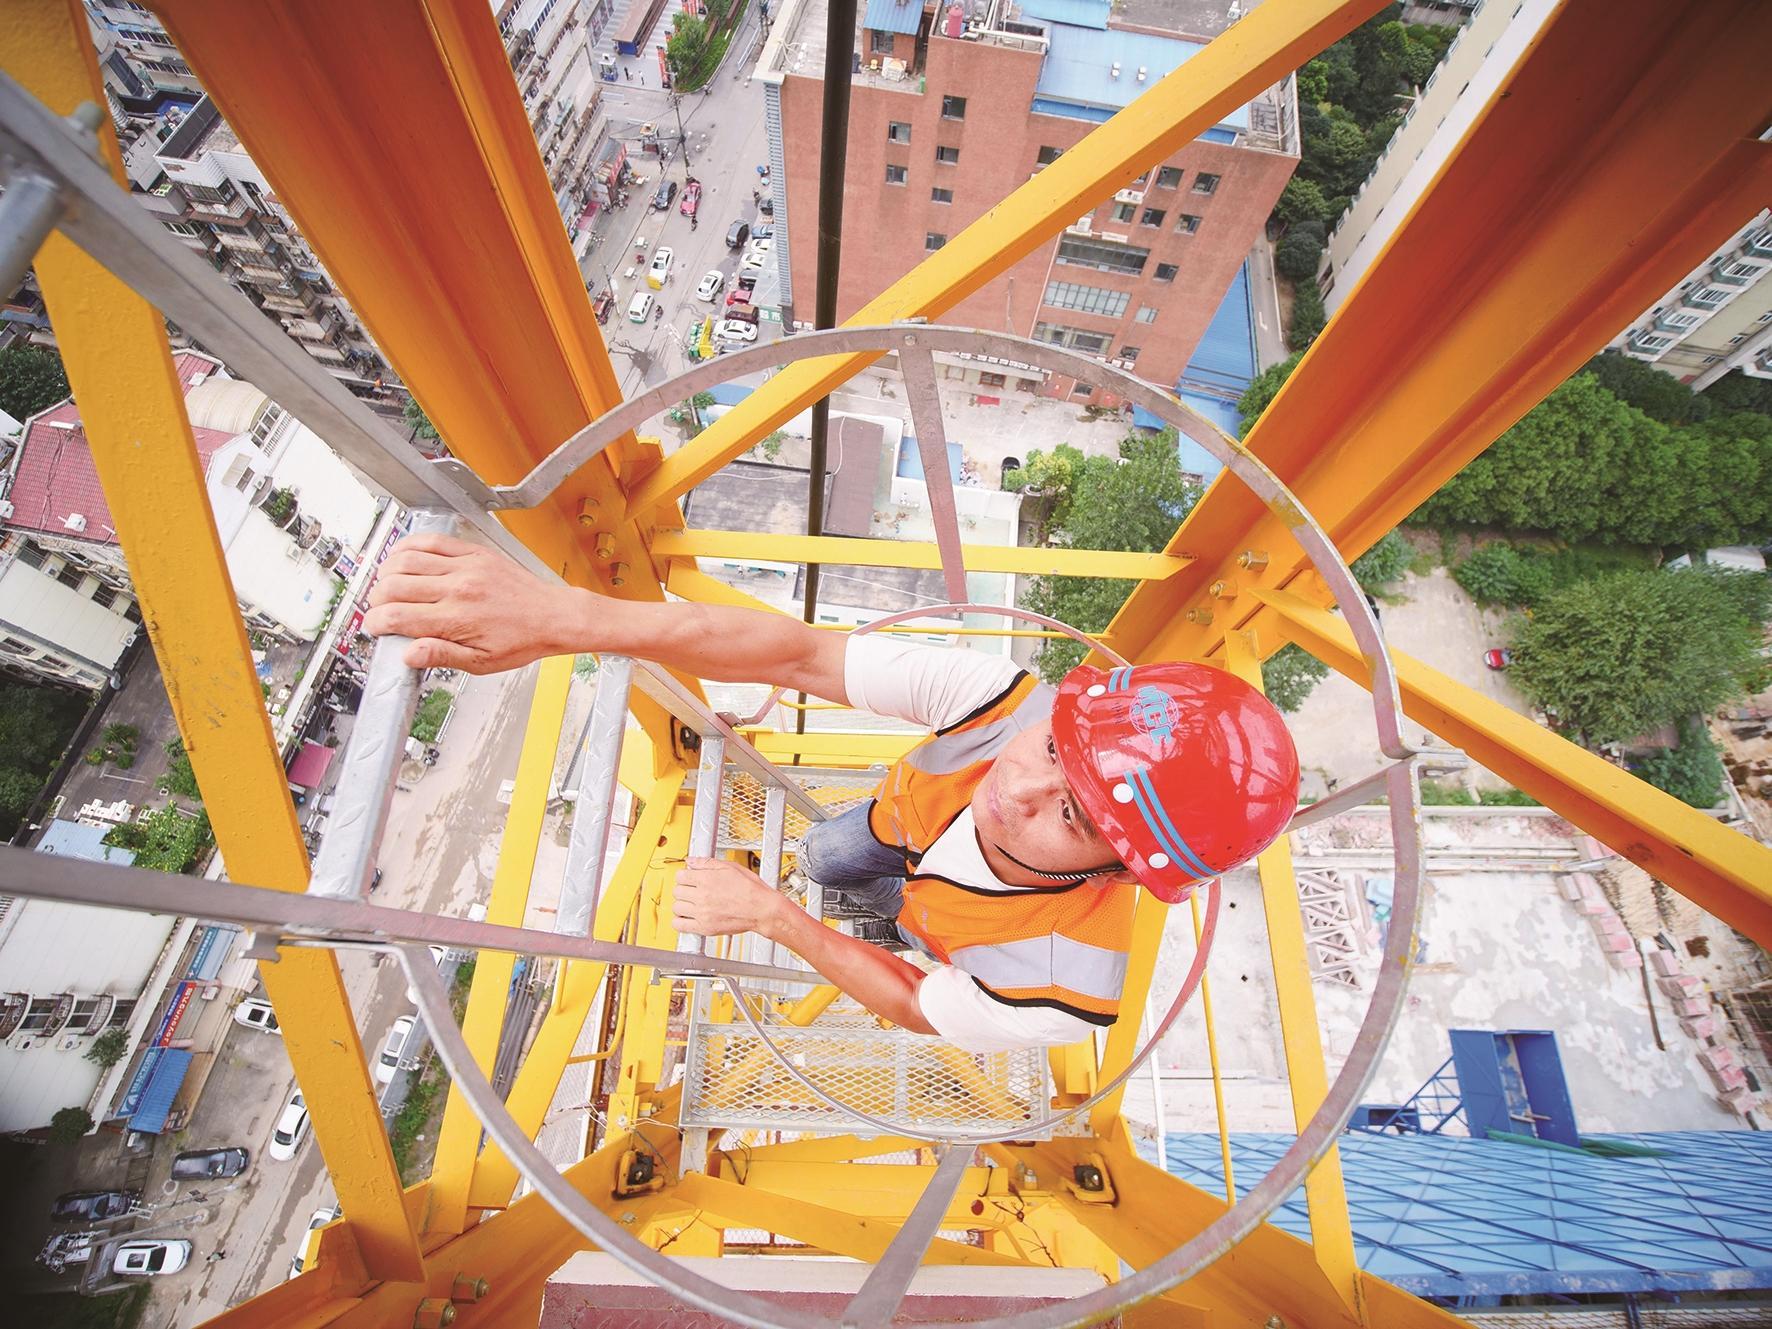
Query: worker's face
972 720 1121 880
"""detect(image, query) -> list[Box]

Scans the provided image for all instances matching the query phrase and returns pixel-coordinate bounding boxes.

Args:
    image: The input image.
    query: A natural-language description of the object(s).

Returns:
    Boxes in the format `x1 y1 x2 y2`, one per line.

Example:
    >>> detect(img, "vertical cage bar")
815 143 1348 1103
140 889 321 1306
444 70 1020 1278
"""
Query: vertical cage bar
676 736 728 955
558 654 634 935
898 346 969 605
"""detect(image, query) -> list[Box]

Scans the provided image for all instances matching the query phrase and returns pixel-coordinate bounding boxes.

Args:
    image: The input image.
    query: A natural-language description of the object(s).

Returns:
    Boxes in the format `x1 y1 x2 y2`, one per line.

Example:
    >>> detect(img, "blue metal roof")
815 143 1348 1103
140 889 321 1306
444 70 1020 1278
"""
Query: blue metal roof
1154 1132 1772 1297
36 818 134 866
1035 25 1248 128
1180 261 1256 398
863 0 923 37
128 1048 194 1134
1017 0 1108 28
896 435 963 483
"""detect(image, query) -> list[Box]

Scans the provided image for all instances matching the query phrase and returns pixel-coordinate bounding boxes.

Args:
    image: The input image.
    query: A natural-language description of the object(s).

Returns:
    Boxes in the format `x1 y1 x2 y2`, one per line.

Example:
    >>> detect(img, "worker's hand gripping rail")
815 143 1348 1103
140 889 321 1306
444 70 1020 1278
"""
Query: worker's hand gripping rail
308 509 457 899
676 736 728 955
557 655 635 937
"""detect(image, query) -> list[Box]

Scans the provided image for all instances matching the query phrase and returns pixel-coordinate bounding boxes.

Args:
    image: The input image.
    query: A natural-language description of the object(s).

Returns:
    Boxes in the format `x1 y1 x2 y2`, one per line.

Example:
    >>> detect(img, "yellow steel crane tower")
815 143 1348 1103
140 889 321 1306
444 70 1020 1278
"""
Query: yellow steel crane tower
2 0 1770 1325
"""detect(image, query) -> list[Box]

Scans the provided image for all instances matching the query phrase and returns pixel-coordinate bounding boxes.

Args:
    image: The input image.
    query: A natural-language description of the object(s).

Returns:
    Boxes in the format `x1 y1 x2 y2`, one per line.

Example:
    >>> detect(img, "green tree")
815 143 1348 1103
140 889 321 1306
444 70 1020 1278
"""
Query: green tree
1236 354 1302 439
666 14 710 84
49 1106 93 1143
1274 178 1332 227
104 805 213 873
1274 230 1324 282
1582 353 1711 425
157 736 201 800
1011 432 1201 682
1702 369 1772 419
1288 281 1326 352
1261 643 1331 713
0 344 71 422
1631 720 1726 808
403 395 439 440
84 1027 129 1069
1509 567 1771 744
1351 530 1410 591
0 680 87 838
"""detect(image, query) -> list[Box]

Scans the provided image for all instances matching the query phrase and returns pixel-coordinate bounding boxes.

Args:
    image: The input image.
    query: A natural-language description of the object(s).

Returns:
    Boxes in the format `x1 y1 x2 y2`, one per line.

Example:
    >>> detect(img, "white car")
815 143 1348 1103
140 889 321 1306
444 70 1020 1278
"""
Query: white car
113 1239 191 1277
716 319 759 344
232 996 280 1035
375 1014 416 1086
268 1090 309 1162
648 246 674 284
626 290 654 323
740 246 769 271
288 1206 337 1280
694 269 724 303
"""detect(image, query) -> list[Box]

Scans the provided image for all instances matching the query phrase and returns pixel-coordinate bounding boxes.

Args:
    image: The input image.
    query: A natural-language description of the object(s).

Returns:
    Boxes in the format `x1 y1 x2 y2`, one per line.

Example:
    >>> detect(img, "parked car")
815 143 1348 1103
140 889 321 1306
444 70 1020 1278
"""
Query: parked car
695 269 724 303
170 1147 249 1180
1483 648 1514 670
375 1014 416 1086
726 273 757 306
627 291 654 323
288 1206 337 1280
51 1189 139 1223
268 1090 309 1162
725 301 759 326
679 179 702 218
113 1239 191 1277
757 193 774 216
233 996 280 1035
651 177 678 210
716 319 759 344
647 246 674 288
740 240 772 271
725 219 750 250
751 222 773 241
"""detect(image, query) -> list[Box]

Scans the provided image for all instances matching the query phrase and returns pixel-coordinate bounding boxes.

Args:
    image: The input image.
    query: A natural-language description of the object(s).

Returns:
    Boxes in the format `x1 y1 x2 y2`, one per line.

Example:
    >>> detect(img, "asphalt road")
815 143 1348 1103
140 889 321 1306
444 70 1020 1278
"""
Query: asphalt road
130 664 541 1326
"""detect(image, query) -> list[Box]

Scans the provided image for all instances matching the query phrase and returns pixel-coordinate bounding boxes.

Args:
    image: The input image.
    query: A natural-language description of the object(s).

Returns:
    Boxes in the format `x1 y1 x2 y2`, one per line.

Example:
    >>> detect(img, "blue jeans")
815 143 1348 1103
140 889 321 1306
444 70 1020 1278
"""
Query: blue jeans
799 801 907 923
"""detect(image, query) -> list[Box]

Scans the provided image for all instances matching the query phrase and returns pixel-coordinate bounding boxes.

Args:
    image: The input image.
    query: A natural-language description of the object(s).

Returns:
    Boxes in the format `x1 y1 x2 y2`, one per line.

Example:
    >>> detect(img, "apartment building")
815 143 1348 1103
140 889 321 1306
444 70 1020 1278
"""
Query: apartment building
0 352 380 690
1319 0 1556 314
498 0 616 242
760 0 1299 408
1611 213 1772 389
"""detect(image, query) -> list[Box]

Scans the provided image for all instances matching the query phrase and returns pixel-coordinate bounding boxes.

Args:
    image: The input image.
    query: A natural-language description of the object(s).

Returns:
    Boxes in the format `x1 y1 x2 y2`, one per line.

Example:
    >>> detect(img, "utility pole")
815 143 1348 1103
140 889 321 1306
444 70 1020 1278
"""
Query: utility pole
669 92 691 172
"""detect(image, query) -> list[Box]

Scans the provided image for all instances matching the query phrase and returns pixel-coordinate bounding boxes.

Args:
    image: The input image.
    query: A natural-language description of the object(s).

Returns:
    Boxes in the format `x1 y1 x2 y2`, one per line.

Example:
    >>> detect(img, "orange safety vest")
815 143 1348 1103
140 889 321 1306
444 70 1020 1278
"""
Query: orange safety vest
867 671 1137 1026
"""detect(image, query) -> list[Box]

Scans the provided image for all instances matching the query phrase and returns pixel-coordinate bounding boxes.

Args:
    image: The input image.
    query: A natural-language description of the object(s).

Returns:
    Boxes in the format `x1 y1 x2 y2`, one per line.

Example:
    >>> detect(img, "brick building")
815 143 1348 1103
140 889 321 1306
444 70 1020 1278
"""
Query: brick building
759 0 1298 406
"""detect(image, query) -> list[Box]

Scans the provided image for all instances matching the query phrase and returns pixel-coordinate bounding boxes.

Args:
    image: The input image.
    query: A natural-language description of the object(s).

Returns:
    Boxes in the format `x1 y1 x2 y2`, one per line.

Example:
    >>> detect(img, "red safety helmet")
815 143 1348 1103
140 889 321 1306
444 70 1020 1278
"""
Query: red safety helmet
1051 662 1300 904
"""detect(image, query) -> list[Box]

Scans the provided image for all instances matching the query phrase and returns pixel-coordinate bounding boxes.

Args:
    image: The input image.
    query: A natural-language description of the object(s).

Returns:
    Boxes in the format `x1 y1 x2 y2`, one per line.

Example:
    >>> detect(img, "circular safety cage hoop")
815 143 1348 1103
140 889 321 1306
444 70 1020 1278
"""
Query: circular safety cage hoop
389 325 1428 1329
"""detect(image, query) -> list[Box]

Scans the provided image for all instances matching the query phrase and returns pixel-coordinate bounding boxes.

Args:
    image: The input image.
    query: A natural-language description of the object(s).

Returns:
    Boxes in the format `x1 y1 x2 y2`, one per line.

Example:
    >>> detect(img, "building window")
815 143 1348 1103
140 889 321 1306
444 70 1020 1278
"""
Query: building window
1154 262 1179 283
1176 214 1202 234
124 600 142 623
1140 207 1166 227
1 635 35 655
1036 146 1063 166
931 187 953 204
91 584 118 610
887 120 911 144
935 145 960 165
1690 287 1729 306
72 996 110 1033
1111 201 1136 224
55 564 85 592
871 29 896 56
1155 166 1183 189
978 372 1007 388
1729 332 1750 345
1134 305 1158 324
1042 281 1130 318
20 996 63 1033
166 221 202 238
251 403 286 446
15 540 45 570
1192 173 1219 195
885 164 907 185
1724 261 1764 279
925 233 948 251
1119 346 1141 363
941 95 966 120
1034 322 1113 354
1057 235 1150 276
106 998 138 1029
1702 355 1723 364
1071 381 1095 398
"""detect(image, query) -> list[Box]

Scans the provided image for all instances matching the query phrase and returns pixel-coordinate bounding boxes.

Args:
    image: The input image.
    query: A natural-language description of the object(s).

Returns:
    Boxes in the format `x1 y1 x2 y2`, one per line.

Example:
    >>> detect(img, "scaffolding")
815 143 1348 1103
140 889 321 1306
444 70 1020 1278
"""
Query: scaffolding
1 0 1770 1326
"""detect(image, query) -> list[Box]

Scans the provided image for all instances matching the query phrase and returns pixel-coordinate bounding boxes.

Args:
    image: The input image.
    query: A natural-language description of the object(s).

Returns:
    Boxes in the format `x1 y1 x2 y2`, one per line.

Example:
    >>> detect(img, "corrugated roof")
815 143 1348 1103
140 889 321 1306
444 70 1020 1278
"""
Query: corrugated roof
1157 1131 1772 1297
5 353 235 544
35 818 135 865
1016 0 1108 29
1035 24 1247 127
1180 261 1255 397
863 0 923 37
128 1047 194 1134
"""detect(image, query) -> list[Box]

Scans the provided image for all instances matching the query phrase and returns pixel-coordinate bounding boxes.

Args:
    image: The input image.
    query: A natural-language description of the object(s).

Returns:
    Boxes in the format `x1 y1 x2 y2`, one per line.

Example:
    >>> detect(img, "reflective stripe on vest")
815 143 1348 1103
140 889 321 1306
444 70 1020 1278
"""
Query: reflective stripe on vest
864 671 1137 1026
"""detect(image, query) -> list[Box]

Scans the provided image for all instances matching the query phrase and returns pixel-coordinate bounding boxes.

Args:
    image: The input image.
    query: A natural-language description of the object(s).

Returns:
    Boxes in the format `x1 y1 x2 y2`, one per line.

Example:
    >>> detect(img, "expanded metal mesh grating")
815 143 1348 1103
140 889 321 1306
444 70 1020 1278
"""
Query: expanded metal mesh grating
717 765 883 854
680 993 1050 1136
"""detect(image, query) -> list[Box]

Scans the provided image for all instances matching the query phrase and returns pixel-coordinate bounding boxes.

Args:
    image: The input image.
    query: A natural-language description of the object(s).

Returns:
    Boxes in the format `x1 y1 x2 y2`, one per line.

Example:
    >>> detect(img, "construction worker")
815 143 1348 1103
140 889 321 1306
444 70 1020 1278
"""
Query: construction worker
364 534 1300 1050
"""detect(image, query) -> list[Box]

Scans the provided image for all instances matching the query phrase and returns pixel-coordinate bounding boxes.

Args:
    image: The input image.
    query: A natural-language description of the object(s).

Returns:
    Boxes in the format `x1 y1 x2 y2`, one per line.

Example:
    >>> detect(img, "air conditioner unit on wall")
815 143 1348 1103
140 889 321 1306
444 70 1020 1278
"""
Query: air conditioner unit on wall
1114 187 1141 204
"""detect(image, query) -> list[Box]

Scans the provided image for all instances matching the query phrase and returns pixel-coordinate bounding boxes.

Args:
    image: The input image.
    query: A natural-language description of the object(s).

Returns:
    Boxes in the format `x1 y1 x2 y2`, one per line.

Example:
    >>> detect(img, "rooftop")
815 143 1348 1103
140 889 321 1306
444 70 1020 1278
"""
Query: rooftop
3 353 231 544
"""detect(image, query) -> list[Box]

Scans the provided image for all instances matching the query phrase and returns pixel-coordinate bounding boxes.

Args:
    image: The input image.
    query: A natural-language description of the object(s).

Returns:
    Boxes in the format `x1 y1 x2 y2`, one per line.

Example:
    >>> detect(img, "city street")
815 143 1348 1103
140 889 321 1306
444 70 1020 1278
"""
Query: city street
575 11 778 396
132 663 542 1325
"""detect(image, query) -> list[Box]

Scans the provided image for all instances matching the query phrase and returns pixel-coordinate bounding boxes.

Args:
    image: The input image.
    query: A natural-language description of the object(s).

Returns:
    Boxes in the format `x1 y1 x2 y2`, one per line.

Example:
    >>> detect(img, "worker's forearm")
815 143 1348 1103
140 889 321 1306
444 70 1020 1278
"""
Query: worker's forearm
556 590 844 700
765 898 935 1035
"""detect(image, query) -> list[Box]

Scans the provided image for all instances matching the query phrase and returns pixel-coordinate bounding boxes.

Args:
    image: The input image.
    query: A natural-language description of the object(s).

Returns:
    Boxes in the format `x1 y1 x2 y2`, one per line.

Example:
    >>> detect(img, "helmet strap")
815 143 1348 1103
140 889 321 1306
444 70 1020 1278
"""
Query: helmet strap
994 843 1123 883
